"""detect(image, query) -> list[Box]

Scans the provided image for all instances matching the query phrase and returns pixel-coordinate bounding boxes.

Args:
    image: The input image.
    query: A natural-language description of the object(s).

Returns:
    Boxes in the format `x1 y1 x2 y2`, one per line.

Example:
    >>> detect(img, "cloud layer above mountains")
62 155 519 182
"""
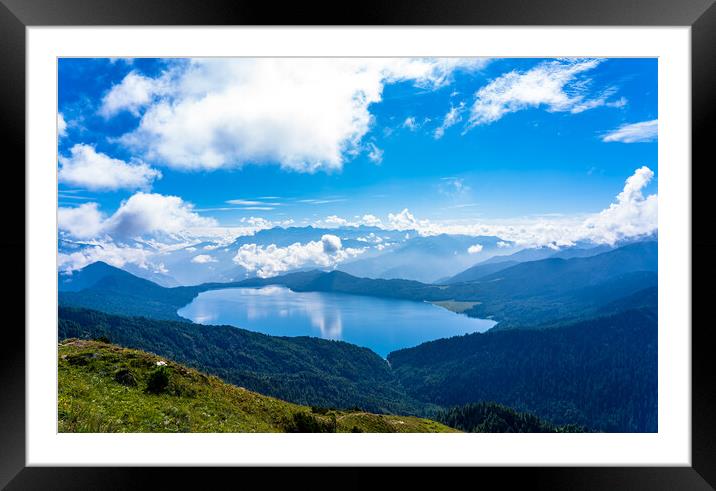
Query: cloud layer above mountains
58 166 657 276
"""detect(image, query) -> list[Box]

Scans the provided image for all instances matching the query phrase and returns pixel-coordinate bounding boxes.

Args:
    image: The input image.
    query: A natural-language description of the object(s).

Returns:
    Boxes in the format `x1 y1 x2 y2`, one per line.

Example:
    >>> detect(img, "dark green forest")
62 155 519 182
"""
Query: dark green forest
435 402 585 433
60 303 657 431
389 307 657 432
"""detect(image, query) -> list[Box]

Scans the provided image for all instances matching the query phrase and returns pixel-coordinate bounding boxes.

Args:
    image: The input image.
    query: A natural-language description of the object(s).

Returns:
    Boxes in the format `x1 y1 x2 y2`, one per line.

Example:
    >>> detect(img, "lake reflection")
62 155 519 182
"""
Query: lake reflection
178 286 497 357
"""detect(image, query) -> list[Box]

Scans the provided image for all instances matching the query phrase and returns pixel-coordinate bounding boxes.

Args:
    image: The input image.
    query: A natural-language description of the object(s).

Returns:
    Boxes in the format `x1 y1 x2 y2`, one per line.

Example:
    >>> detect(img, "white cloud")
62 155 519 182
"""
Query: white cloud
367 143 384 163
58 192 216 241
439 177 470 197
606 97 628 108
357 233 383 244
321 234 342 253
57 203 105 239
191 254 217 264
314 214 384 229
99 70 171 117
58 113 67 138
581 166 657 244
387 208 424 231
324 215 349 227
233 234 365 278
602 119 658 143
402 117 418 131
59 241 155 273
467 244 483 254
104 193 216 239
434 102 465 139
306 167 655 248
58 144 161 191
359 214 383 227
57 201 288 275
468 59 613 127
381 167 657 247
225 198 281 206
116 58 487 173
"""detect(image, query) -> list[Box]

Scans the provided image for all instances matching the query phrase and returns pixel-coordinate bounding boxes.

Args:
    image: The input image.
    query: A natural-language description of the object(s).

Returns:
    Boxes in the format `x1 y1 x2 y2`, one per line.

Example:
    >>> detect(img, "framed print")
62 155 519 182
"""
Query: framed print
3 0 715 487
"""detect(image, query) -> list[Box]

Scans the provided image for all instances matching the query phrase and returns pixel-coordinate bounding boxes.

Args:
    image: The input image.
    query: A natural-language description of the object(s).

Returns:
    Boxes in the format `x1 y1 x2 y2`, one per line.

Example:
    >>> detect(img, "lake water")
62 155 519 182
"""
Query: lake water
177 286 497 357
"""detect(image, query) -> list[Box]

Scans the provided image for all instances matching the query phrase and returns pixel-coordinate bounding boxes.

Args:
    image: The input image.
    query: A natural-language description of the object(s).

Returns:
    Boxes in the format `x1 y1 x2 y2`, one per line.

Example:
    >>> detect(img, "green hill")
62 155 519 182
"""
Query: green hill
59 262 201 321
58 339 457 433
58 307 428 416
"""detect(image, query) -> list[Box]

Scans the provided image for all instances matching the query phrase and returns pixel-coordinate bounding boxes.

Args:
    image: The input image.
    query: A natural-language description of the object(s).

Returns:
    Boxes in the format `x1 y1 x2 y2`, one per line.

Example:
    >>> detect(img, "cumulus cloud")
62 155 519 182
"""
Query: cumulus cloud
602 119 658 143
581 166 657 244
321 234 342 253
387 208 423 231
58 144 161 191
99 70 172 117
114 58 487 173
58 113 67 138
58 192 216 240
467 244 484 254
191 254 217 264
104 193 216 239
497 241 512 248
57 202 106 239
468 59 615 127
233 234 365 278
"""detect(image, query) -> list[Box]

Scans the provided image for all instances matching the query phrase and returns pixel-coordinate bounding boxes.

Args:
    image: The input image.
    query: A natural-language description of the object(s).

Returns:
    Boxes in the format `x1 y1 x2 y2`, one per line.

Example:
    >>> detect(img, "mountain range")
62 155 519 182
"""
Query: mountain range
60 240 657 328
57 237 658 432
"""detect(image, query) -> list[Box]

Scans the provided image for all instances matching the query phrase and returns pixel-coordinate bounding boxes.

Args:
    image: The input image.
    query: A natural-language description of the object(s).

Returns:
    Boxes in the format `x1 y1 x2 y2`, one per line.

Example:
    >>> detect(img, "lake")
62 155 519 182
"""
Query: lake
177 286 497 357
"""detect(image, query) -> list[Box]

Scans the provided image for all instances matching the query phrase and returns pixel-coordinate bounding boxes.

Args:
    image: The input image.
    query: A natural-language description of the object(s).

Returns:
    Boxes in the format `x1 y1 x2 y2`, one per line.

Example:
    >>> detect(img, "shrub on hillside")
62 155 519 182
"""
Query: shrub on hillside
285 412 336 433
114 367 137 387
145 366 170 394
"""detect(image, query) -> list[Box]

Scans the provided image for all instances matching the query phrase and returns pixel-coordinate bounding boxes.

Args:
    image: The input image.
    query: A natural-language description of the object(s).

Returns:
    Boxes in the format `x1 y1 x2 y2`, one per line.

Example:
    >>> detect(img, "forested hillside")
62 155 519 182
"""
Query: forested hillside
389 307 657 432
435 402 585 433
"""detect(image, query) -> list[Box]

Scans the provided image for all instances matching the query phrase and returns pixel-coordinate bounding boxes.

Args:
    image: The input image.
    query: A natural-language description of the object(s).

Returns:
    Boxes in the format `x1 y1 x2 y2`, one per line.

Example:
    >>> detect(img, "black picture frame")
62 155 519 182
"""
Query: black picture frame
2 0 714 487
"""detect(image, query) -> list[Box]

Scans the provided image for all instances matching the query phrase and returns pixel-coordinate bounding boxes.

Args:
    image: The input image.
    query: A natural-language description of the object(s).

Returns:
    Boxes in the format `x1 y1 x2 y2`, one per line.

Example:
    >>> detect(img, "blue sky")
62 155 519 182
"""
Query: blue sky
58 57 657 236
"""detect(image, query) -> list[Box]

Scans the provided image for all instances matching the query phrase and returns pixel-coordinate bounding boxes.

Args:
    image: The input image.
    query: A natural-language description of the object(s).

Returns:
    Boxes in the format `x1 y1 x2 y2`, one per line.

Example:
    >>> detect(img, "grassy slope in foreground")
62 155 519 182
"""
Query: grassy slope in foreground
58 340 457 433
59 307 427 416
